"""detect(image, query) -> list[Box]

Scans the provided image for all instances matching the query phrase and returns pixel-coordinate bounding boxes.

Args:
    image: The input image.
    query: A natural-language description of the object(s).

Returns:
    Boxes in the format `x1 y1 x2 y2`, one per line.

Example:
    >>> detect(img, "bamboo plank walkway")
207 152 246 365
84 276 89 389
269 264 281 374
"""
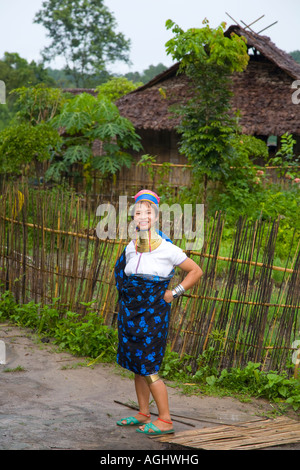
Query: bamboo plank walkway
151 416 300 450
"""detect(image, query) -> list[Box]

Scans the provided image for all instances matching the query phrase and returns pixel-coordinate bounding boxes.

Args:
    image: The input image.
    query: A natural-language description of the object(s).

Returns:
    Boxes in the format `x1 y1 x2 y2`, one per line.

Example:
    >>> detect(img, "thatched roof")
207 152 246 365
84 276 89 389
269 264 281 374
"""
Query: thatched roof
116 25 300 136
225 25 300 80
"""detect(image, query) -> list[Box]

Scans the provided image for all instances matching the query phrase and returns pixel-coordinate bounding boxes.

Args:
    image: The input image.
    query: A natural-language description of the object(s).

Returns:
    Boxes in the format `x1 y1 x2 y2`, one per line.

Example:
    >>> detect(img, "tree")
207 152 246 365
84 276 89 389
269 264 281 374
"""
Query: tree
0 85 64 178
0 53 55 129
140 63 168 83
46 92 142 186
0 53 55 93
124 63 168 84
165 19 266 212
95 77 143 102
0 122 62 177
34 0 131 87
46 67 77 88
12 84 67 125
289 50 300 64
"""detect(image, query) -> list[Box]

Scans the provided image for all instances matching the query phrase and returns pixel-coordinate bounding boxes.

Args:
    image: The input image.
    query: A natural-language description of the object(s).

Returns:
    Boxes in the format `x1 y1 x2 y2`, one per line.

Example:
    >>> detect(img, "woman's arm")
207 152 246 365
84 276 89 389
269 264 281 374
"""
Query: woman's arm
164 258 203 303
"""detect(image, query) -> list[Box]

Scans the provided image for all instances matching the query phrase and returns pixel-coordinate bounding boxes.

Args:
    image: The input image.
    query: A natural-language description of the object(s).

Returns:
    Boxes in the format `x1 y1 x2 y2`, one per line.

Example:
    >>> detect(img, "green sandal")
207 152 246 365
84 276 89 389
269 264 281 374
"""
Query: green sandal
116 412 150 426
136 418 174 435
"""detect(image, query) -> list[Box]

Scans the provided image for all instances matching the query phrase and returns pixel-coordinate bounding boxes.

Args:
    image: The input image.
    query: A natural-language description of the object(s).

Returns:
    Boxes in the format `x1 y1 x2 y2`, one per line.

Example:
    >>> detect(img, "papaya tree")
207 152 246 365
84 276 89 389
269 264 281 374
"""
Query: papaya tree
47 92 142 186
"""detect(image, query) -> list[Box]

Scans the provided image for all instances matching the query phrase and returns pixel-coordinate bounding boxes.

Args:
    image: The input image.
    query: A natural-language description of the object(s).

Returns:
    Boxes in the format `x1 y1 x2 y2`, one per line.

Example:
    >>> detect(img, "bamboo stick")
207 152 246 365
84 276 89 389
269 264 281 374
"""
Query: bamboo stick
1 215 297 274
101 240 123 322
149 162 300 169
263 236 300 369
1 245 298 310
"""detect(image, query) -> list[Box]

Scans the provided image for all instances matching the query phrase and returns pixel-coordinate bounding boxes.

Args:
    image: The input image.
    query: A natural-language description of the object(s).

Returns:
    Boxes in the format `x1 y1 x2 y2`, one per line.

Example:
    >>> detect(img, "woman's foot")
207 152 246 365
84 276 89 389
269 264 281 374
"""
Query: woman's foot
138 417 173 433
117 412 151 426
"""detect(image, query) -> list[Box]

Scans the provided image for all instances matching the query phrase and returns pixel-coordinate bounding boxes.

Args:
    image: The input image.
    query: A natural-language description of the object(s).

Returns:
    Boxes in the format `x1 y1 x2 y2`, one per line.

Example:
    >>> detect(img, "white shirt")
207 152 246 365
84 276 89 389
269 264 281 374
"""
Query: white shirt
125 239 187 278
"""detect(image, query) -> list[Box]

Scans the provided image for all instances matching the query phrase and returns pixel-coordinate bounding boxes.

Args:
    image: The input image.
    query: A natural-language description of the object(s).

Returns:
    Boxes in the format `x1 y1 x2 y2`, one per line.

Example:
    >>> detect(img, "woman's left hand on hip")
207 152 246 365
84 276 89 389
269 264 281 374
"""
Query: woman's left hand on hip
163 289 173 303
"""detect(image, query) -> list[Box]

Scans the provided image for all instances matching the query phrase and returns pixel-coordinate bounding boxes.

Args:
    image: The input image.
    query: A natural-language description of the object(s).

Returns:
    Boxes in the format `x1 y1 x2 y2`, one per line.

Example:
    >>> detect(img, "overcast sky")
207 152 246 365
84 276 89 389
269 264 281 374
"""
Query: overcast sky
0 0 299 74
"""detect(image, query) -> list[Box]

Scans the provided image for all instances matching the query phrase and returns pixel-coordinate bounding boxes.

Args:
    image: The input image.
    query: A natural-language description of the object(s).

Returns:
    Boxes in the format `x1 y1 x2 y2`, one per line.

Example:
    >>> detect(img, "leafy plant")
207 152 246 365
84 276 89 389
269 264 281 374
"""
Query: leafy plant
164 19 271 211
0 85 65 178
95 77 143 102
47 92 142 184
53 309 117 361
268 132 299 179
160 346 193 381
163 350 300 411
0 53 55 130
11 84 66 125
0 121 62 176
137 154 174 201
211 363 300 411
0 291 118 363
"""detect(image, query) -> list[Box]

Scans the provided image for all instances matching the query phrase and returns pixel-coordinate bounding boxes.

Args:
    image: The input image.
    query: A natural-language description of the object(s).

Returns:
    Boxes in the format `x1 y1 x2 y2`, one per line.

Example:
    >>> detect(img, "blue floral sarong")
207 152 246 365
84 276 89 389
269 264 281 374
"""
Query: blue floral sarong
114 249 174 376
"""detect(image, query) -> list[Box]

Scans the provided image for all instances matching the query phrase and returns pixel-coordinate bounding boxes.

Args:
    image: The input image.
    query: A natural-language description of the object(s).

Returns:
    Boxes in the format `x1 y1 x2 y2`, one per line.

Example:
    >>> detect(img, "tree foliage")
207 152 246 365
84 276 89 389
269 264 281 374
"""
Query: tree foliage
289 50 300 64
47 92 142 183
165 19 268 210
165 19 249 72
124 63 168 84
268 132 299 179
34 0 131 87
0 85 64 177
95 77 143 102
0 53 55 130
0 53 55 94
0 83 142 184
0 122 62 176
12 84 66 124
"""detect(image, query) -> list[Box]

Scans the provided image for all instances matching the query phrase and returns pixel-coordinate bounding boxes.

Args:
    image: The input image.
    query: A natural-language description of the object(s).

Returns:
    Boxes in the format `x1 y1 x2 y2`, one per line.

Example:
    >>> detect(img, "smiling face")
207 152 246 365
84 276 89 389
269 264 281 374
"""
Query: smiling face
134 201 158 231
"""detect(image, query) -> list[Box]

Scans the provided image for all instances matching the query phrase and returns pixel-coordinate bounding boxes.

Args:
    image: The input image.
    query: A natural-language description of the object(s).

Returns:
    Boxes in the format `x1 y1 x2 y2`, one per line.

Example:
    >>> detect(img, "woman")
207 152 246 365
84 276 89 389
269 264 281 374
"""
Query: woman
115 190 203 435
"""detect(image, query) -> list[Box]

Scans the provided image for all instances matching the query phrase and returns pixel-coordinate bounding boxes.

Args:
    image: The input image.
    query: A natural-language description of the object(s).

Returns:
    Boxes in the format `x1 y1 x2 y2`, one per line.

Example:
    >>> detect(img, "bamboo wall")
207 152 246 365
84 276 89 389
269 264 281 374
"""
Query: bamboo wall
0 183 299 374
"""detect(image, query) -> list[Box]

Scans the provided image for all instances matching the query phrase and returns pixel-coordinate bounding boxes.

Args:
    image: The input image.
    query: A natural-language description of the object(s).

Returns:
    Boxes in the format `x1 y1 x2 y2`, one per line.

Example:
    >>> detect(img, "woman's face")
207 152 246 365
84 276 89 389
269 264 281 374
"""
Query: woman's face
134 202 157 231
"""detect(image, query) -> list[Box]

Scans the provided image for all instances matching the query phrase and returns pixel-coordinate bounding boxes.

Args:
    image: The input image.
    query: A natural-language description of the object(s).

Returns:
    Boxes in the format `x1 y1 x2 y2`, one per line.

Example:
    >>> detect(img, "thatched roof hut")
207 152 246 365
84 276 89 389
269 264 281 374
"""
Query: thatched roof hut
64 25 300 192
116 25 300 138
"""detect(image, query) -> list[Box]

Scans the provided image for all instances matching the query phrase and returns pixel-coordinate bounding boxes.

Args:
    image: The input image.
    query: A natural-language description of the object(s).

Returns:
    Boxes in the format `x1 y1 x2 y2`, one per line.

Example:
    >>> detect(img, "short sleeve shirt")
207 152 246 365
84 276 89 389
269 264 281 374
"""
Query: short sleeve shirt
125 239 187 278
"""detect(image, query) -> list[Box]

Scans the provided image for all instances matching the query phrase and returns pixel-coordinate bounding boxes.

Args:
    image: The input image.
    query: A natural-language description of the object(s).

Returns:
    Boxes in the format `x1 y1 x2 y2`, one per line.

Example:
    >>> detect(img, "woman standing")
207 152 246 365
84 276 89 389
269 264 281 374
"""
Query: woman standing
115 190 203 435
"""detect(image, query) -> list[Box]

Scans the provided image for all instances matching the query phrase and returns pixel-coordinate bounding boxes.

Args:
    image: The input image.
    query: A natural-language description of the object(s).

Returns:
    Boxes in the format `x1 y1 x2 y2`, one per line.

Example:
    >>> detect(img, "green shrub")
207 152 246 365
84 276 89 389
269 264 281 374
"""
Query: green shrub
0 291 117 363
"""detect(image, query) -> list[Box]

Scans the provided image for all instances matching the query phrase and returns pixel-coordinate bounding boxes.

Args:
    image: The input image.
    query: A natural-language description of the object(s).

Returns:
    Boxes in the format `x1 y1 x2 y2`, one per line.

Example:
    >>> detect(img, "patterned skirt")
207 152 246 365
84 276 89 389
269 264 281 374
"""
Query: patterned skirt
114 250 173 376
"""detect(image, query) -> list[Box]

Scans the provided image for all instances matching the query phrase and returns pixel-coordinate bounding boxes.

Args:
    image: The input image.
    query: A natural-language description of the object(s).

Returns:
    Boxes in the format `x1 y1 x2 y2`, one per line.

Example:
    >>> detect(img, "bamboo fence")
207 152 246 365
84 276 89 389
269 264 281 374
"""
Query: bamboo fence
0 182 299 374
68 161 300 198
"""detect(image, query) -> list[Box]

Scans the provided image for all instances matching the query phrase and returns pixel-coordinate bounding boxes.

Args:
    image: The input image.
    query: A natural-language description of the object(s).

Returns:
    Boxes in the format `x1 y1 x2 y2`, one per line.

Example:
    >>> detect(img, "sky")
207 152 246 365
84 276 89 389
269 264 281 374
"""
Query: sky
0 0 299 74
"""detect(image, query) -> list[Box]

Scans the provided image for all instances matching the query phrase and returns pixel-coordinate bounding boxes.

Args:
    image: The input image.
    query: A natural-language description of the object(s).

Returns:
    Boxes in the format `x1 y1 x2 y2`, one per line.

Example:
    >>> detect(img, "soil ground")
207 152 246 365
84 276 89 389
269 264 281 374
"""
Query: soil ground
0 322 299 456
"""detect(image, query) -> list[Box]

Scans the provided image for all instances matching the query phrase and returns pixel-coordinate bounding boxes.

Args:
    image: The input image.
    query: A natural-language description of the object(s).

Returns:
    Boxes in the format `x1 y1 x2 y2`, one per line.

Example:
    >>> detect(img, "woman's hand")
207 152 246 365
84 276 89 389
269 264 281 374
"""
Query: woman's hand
163 289 174 303
163 259 203 304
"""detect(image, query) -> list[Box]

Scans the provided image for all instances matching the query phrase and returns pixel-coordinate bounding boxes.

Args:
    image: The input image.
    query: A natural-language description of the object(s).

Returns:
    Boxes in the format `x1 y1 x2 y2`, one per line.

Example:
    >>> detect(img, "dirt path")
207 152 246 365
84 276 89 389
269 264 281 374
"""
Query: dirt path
0 323 299 451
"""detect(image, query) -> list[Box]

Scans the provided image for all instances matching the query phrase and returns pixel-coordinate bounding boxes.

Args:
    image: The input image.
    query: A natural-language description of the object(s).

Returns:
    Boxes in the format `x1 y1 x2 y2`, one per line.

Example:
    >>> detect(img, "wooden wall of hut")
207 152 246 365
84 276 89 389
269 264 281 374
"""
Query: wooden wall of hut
117 129 191 195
